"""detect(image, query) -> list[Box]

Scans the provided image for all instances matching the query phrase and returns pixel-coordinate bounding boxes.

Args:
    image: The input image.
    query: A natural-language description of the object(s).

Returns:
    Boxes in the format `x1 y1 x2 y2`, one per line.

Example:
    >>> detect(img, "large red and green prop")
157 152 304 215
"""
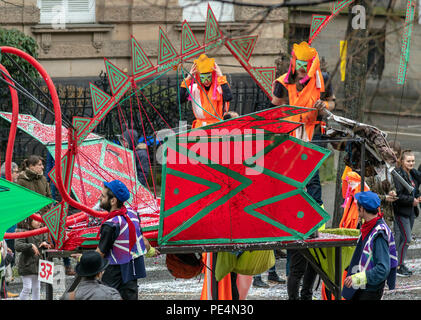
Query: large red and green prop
308 0 355 45
1 3 331 249
158 106 331 246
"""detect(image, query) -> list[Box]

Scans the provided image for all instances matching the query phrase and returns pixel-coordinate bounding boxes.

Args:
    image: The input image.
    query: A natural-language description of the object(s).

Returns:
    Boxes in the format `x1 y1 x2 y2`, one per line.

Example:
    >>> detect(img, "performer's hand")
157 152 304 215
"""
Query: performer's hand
313 99 328 115
344 275 353 288
214 62 223 77
71 253 82 262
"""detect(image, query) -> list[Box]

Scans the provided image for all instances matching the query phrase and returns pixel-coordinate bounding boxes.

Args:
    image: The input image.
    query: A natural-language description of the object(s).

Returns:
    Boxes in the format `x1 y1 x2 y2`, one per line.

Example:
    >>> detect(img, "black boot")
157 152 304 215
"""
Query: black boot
253 276 269 288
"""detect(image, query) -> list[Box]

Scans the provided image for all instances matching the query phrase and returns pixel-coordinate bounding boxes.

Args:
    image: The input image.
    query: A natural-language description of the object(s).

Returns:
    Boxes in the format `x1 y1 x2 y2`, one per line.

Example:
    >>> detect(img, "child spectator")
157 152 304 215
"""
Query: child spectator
15 217 52 300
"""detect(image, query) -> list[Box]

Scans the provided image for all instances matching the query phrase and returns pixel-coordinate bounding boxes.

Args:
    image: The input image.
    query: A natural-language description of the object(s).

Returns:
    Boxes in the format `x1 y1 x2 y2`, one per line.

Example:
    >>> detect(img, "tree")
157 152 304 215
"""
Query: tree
331 0 372 227
0 27 39 101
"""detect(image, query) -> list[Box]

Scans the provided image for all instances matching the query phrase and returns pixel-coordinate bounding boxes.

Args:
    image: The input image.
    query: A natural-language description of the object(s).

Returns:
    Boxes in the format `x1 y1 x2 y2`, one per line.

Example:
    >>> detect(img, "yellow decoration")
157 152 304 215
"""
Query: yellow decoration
293 41 317 61
194 54 215 74
340 40 348 82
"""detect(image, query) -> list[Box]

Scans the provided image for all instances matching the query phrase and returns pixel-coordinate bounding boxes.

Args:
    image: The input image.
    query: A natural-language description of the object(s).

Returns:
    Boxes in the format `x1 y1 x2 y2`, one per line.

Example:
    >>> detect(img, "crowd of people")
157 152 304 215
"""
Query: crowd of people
0 151 157 300
0 40 418 301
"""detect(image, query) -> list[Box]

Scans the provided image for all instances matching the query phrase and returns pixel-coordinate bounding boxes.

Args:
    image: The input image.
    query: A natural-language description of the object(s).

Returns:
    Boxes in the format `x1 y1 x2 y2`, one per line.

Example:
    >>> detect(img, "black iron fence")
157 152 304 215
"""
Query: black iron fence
0 72 271 166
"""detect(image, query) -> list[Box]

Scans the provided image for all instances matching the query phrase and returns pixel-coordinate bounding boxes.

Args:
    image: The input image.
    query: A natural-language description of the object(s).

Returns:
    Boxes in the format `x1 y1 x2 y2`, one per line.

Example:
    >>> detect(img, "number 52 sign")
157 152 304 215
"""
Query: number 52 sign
38 260 54 284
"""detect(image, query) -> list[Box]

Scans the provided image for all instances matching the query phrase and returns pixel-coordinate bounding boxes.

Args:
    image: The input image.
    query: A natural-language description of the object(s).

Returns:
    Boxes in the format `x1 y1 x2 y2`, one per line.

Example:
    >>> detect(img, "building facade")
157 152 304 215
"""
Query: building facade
0 0 288 80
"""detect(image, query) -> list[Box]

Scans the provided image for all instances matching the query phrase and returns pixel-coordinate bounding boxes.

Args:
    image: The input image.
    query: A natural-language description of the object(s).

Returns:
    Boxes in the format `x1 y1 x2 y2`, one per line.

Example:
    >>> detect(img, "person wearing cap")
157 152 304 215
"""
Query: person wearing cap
342 191 398 300
179 54 232 129
96 180 159 300
61 251 121 300
120 129 150 187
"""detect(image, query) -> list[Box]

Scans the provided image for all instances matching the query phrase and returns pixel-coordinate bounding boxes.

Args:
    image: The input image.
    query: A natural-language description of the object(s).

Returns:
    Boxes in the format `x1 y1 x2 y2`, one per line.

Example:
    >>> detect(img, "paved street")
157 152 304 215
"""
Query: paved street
5 180 421 300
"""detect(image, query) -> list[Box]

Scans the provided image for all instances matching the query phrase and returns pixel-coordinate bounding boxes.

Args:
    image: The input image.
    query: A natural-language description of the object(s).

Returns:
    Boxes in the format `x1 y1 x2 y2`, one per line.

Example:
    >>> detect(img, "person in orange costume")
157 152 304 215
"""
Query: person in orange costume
321 167 371 300
180 54 232 129
340 167 371 229
272 42 335 300
271 41 335 142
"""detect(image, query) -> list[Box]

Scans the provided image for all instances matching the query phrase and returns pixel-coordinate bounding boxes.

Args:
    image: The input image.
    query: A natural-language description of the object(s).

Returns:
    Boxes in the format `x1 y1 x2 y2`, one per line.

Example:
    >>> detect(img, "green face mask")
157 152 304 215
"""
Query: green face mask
295 59 308 72
199 73 212 83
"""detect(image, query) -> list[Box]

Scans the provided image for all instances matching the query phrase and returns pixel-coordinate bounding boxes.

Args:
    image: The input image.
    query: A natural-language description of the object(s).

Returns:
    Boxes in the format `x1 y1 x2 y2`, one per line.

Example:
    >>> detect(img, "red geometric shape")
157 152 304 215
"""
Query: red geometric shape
204 4 223 45
104 58 130 95
227 36 257 62
131 35 155 75
157 27 179 65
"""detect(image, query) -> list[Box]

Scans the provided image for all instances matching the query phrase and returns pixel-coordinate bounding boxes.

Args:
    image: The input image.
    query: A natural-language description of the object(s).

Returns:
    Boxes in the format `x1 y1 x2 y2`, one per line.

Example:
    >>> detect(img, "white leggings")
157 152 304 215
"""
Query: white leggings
19 275 40 300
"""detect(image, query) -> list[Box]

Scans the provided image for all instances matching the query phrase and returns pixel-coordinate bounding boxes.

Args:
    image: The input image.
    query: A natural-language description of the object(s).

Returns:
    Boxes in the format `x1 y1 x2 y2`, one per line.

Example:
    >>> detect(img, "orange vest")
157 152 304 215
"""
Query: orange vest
181 75 230 129
339 167 370 229
277 72 323 141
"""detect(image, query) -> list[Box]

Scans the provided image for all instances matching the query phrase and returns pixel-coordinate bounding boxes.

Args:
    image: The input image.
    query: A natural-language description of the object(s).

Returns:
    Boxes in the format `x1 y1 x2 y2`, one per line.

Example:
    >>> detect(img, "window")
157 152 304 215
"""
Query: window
367 28 385 79
179 0 234 22
37 0 95 24
288 24 310 53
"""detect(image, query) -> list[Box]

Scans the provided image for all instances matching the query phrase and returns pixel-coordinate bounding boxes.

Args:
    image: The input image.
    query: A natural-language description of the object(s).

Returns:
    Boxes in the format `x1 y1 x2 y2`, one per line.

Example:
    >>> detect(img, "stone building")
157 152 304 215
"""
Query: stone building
0 0 417 114
288 0 420 115
0 0 288 81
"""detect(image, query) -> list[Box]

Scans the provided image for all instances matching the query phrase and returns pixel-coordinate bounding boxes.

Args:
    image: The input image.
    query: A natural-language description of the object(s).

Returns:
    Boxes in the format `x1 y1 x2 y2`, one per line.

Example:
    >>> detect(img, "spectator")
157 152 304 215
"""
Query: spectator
343 191 397 300
1 161 19 183
392 150 421 277
60 251 121 300
0 240 17 299
365 140 402 229
15 217 52 300
16 155 52 214
96 180 159 300
121 130 150 187
1 162 19 284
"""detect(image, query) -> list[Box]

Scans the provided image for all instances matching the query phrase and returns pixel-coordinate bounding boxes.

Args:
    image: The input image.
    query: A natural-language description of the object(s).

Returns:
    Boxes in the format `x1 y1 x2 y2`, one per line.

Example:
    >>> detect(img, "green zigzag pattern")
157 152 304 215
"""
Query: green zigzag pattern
204 5 222 44
104 59 130 95
159 134 330 245
157 27 178 65
131 36 154 75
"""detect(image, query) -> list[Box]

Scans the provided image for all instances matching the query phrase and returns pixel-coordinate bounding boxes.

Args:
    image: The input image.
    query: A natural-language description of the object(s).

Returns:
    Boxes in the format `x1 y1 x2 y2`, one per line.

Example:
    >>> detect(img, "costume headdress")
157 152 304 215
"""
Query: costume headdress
194 54 215 74
284 41 324 89
190 54 219 100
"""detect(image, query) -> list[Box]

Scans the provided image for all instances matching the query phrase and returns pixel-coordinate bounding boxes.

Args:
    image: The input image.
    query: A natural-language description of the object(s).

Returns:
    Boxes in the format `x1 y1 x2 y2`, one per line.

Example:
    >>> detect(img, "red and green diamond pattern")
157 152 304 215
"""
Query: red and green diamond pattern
158 109 331 246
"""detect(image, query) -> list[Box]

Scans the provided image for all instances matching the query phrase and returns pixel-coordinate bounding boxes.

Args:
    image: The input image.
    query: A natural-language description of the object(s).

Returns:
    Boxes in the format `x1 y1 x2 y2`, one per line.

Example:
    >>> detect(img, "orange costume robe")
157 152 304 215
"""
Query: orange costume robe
180 75 229 129
275 41 326 142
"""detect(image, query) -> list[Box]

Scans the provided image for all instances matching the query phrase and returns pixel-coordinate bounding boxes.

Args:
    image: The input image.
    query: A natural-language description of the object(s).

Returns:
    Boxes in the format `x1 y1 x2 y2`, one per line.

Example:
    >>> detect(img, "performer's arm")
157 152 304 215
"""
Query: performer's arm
271 81 288 106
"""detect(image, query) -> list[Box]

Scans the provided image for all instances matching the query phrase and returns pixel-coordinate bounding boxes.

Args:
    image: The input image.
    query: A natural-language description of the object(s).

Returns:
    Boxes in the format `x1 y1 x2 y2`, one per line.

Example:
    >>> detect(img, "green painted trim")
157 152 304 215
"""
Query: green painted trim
160 168 222 219
158 142 169 245
158 133 330 245
81 240 100 246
